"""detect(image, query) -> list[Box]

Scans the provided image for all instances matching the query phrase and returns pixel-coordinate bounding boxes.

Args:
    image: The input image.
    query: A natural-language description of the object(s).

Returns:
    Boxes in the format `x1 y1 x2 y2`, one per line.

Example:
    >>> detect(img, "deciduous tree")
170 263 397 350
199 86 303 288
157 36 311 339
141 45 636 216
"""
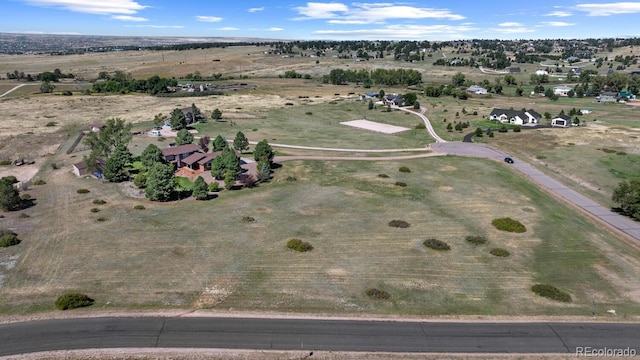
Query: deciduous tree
170 108 187 130
103 143 132 182
145 162 176 201
612 179 640 220
175 129 194 145
0 178 21 211
198 136 211 153
84 118 133 159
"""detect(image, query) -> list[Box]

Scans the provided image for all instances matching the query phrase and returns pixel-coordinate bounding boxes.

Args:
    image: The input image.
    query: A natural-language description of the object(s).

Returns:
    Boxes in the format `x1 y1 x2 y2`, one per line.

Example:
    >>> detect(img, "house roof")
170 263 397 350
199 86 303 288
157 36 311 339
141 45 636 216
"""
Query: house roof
181 152 207 166
196 151 222 165
161 144 200 157
601 91 618 97
73 158 105 171
553 114 571 121
526 109 541 119
490 108 525 119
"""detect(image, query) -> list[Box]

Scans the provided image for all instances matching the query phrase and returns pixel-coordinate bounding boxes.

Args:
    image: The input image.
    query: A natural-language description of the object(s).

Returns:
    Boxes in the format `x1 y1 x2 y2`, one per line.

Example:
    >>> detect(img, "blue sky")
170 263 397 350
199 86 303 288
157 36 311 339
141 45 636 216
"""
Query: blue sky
3 1 640 40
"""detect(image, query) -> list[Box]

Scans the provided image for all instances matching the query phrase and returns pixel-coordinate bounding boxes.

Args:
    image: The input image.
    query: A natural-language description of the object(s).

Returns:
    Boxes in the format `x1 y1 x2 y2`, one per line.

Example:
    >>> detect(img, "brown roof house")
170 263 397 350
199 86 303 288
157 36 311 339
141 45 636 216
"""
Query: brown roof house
72 158 105 177
161 144 200 168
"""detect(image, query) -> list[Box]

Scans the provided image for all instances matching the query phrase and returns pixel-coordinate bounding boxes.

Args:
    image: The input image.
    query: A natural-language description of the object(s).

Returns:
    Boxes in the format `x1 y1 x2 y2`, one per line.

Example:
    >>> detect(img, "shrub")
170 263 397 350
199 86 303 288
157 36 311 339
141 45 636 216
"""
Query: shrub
377 173 389 178
305 111 313 115
535 155 547 160
133 205 145 210
62 90 73 96
286 238 313 252
55 292 95 310
285 102 294 106
242 216 256 222
20 193 31 200
208 182 219 192
492 217 526 233
0 233 20 247
415 123 426 129
157 136 166 142
45 121 58 127
77 189 90 194
0 160 11 166
617 151 627 155
18 213 30 218
490 248 510 257
388 220 410 228
285 176 297 182
398 166 411 173
33 179 46 185
394 181 407 187
513 126 521 132
600 148 616 153
365 288 391 300
423 238 451 251
465 235 487 245
96 217 107 222
93 199 107 205
90 208 100 213
531 284 572 302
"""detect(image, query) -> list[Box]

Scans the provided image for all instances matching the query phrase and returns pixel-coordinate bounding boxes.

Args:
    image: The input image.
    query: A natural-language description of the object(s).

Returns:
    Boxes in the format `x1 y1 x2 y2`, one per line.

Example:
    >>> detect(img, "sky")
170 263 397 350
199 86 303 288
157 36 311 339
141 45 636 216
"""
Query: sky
3 0 640 41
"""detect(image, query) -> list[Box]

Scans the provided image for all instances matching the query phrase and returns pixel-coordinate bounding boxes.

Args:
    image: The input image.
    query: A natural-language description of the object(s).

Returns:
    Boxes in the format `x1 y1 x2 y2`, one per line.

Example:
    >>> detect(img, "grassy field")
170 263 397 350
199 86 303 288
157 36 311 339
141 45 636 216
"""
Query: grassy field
1 45 640 317
1 148 640 316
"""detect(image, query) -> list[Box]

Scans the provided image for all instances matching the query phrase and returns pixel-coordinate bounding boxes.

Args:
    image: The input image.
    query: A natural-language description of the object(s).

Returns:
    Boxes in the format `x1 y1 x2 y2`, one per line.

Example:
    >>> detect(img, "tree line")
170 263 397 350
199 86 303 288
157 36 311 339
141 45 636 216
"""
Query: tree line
324 68 422 86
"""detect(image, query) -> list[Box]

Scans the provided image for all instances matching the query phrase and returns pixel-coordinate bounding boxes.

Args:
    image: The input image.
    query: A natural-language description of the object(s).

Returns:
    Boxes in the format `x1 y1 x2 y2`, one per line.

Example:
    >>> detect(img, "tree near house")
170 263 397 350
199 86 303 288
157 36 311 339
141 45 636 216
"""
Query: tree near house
212 134 228 151
153 113 167 127
103 143 132 182
191 103 202 122
175 129 194 145
224 170 236 190
0 178 21 211
211 108 222 121
198 136 211 153
253 139 274 164
192 176 209 200
40 81 55 93
140 143 163 170
612 179 640 220
402 92 417 106
210 147 241 180
170 108 187 130
145 162 176 201
84 118 133 159
233 131 249 153
451 72 465 86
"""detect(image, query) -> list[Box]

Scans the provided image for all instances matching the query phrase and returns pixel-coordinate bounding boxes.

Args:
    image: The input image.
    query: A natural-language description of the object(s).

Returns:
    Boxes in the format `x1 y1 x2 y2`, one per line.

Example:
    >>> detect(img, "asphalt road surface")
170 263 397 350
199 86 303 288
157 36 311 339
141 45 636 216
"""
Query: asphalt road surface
432 142 640 241
1 317 639 356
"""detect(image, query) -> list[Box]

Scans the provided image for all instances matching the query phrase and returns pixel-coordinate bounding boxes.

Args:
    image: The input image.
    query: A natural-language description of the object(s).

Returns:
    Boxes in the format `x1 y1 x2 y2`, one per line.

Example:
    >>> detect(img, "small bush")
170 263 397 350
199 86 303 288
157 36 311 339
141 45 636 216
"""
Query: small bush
490 248 510 257
492 217 526 233
33 179 46 185
285 176 297 182
208 182 219 192
285 102 294 106
45 121 58 127
286 238 313 252
55 292 95 310
531 284 572 302
388 220 410 228
601 148 616 153
62 90 73 96
0 160 11 166
415 123 426 129
93 199 107 205
535 155 547 160
90 208 100 213
305 111 313 115
617 151 627 155
377 173 389 178
398 166 411 173
20 193 31 200
423 238 451 251
18 213 30 219
133 205 145 210
157 136 166 142
77 189 90 194
0 233 20 247
394 181 407 187
465 235 487 245
96 217 107 222
242 216 256 222
365 288 391 300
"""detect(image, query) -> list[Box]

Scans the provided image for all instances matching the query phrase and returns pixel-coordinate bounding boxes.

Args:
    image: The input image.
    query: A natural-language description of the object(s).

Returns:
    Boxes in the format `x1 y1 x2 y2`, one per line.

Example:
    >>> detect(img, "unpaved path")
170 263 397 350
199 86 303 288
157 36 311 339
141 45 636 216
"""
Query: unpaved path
0 84 28 97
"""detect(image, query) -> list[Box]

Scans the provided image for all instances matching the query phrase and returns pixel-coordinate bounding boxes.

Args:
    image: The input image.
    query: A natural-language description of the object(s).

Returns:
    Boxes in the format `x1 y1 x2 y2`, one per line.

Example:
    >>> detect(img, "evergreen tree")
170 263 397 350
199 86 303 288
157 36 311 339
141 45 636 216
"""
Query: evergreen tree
212 135 228 151
211 108 222 121
0 179 21 211
368 100 374 110
233 131 249 153
475 127 483 137
192 176 209 200
253 139 274 164
103 143 132 182
175 129 194 145
170 108 187 130
140 143 163 170
224 170 236 190
191 103 201 122
145 162 175 201
447 123 453 132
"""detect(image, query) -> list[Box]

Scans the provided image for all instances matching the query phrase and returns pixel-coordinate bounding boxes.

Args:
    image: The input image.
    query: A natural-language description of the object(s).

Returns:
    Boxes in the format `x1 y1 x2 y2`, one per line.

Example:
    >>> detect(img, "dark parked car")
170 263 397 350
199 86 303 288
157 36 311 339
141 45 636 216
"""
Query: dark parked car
504 157 514 164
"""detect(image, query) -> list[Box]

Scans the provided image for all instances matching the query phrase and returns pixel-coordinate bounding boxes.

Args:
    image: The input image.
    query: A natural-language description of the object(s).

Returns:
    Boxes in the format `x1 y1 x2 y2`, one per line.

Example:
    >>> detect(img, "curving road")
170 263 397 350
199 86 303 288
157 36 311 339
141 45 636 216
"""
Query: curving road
0 317 639 356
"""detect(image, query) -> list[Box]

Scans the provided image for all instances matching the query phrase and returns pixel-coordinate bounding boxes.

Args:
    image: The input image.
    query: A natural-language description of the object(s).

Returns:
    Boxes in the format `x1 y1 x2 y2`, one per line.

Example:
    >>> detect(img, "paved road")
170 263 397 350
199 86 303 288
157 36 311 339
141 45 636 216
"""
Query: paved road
432 142 640 241
0 317 639 356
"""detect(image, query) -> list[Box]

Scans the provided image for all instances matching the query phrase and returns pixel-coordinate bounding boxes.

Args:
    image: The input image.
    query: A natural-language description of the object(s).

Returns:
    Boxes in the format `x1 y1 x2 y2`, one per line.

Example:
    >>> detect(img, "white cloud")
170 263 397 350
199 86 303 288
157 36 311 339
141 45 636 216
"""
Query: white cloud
215 27 239 31
541 21 575 27
489 27 535 34
127 25 184 29
266 27 284 31
112 15 148 21
575 2 640 16
314 24 477 40
498 22 523 27
545 10 572 17
196 16 223 22
294 2 465 22
248 7 264 13
23 0 147 15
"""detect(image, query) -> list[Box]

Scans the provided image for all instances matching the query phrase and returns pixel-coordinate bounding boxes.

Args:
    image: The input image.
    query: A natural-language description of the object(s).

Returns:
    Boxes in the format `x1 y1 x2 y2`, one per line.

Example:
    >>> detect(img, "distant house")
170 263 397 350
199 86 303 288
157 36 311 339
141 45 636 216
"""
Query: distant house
596 91 619 102
489 108 541 125
553 86 573 97
162 144 200 168
535 69 549 76
467 85 488 95
72 158 105 177
383 94 405 106
551 114 572 127
619 91 636 100
506 66 521 73
180 151 222 171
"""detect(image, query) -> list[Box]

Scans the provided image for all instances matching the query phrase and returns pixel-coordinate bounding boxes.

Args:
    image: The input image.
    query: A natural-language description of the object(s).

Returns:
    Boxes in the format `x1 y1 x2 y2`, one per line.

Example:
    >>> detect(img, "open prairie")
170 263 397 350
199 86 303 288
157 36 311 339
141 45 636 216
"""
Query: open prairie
1 45 640 317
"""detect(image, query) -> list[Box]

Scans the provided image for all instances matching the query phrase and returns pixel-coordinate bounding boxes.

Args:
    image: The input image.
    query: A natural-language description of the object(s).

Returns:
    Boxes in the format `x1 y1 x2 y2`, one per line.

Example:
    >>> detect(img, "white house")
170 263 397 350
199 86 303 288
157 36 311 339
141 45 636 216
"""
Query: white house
551 114 572 127
535 69 549 76
553 86 573 97
467 85 488 95
489 108 542 125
